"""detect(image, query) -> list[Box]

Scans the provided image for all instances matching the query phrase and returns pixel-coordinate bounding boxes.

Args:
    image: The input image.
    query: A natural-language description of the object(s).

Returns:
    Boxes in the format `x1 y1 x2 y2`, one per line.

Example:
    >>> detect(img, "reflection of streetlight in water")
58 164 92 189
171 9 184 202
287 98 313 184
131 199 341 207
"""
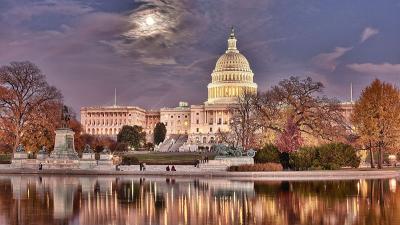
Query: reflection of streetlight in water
390 178 397 193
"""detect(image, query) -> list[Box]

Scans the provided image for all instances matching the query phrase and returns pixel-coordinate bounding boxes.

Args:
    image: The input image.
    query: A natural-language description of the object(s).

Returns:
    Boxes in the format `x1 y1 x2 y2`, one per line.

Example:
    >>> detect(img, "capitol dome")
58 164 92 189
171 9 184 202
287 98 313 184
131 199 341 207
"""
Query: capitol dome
206 27 258 104
214 52 251 72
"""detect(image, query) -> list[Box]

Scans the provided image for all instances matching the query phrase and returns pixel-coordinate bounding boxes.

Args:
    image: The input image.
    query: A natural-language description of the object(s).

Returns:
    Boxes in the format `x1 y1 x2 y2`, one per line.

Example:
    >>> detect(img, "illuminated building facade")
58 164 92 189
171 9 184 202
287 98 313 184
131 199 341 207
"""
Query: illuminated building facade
80 28 257 146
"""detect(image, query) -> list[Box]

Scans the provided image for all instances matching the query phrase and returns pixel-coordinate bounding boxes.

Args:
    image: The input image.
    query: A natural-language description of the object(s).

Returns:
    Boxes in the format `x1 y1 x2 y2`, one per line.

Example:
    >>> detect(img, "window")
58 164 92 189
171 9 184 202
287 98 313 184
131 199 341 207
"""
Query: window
196 119 199 124
210 127 213 132
196 128 199 133
196 112 199 115
218 118 222 125
185 115 188 118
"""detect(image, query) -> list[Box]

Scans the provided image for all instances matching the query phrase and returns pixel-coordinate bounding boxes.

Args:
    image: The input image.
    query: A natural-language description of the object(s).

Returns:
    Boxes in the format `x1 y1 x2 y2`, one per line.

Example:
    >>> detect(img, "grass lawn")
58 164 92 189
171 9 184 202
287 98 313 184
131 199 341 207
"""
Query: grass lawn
123 152 216 165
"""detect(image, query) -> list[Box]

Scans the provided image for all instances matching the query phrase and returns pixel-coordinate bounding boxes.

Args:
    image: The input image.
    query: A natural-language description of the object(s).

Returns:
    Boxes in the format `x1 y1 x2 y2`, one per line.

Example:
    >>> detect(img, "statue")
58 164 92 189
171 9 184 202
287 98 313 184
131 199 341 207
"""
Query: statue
102 146 111 154
214 144 257 158
83 144 94 154
61 105 71 128
38 146 47 154
214 144 242 157
15 144 25 153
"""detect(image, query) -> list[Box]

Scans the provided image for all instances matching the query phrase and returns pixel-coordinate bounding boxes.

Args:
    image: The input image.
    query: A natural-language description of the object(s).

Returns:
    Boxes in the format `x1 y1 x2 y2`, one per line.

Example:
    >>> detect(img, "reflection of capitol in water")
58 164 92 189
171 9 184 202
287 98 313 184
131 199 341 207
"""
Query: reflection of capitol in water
2 176 400 225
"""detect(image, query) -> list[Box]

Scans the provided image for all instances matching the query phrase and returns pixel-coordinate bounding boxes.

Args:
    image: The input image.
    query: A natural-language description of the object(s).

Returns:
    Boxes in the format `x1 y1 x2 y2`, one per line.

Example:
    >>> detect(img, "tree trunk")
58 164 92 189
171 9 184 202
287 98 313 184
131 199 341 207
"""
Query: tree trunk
369 145 375 169
377 145 382 169
280 152 290 170
13 127 21 154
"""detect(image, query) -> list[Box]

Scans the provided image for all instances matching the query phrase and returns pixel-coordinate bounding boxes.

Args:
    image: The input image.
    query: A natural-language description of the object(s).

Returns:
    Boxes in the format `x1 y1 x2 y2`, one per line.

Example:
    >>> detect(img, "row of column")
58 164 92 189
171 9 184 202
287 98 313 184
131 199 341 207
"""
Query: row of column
208 86 256 99
212 73 252 82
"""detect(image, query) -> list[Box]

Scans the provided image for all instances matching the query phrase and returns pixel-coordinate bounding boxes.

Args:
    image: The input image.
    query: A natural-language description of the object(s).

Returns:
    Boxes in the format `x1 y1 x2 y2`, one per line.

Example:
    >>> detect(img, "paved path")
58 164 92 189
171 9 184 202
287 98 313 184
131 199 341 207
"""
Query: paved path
0 164 398 181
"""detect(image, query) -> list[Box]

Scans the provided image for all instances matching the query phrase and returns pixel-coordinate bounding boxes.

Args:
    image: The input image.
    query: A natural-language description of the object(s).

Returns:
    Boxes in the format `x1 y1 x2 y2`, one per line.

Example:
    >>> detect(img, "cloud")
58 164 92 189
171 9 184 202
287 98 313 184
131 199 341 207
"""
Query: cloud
360 27 379 43
4 0 92 24
140 57 177 65
311 47 353 71
347 63 400 76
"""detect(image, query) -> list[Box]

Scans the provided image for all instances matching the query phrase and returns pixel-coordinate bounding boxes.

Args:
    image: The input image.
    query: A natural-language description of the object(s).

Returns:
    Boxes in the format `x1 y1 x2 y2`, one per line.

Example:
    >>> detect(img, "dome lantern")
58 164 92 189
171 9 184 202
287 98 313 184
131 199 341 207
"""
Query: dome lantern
226 26 238 53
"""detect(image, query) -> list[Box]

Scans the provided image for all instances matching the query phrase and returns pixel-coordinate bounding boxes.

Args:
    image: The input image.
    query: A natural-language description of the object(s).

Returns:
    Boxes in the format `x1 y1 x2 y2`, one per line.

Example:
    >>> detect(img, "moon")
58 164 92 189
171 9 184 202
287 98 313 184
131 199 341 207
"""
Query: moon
145 16 155 26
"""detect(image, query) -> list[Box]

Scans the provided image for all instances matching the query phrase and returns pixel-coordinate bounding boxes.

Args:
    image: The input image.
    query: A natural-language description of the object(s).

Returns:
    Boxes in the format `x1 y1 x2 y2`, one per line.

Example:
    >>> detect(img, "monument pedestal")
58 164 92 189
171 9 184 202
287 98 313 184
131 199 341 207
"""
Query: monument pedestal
96 151 114 170
200 157 254 171
48 128 80 169
79 153 97 169
11 151 29 168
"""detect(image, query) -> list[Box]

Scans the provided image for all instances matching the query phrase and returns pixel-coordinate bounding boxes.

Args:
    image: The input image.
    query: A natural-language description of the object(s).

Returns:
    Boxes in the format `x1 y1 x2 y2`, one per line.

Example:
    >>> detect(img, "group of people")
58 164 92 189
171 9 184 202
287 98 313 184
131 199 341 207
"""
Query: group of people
166 165 176 171
195 155 210 168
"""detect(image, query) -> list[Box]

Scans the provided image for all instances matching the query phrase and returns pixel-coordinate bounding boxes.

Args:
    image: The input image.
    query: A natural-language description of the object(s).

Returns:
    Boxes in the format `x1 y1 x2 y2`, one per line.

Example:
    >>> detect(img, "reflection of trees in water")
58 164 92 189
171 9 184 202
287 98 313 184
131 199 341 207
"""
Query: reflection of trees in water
252 179 400 225
115 181 141 204
1 176 73 225
0 177 399 225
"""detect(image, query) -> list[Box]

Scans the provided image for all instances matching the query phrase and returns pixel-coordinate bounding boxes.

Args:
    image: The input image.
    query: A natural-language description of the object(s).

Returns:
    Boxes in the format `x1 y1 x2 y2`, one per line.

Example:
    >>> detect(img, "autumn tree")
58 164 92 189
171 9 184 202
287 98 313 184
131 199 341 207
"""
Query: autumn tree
0 61 63 152
21 102 63 152
276 117 303 169
117 125 146 150
153 122 167 145
254 76 348 142
352 79 400 169
218 91 261 150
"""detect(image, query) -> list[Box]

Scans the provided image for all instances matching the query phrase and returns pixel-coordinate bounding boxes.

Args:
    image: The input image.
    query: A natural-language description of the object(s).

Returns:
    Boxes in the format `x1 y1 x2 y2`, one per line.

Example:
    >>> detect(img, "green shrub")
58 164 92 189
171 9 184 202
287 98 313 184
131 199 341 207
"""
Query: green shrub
290 143 360 170
228 163 283 172
121 155 139 165
0 154 11 164
254 144 280 163
290 147 318 170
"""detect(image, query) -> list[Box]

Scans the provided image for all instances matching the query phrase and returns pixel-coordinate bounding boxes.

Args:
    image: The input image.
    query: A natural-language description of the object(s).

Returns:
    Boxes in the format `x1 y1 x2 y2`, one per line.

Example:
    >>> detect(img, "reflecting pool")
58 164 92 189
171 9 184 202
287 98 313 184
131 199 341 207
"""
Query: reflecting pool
0 175 399 225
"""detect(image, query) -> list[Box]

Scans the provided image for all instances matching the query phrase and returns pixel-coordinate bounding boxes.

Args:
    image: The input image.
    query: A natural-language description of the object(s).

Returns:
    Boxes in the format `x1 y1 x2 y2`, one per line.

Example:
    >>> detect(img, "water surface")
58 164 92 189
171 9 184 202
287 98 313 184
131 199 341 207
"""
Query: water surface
0 175 398 225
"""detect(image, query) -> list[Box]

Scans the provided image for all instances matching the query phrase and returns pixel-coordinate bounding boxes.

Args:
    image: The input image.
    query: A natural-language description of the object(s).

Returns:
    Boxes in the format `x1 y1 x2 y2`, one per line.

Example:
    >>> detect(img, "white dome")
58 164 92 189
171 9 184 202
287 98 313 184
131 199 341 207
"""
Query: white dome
206 27 258 105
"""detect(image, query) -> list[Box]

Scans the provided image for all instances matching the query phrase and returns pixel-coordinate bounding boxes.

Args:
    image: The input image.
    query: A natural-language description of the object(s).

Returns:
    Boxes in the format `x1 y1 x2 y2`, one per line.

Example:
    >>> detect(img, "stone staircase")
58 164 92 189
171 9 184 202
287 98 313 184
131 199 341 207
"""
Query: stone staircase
156 134 188 152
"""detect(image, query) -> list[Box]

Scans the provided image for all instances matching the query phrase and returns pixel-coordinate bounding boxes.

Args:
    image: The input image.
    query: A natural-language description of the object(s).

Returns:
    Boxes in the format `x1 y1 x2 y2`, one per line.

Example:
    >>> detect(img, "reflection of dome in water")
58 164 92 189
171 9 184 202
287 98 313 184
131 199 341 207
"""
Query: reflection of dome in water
207 27 257 104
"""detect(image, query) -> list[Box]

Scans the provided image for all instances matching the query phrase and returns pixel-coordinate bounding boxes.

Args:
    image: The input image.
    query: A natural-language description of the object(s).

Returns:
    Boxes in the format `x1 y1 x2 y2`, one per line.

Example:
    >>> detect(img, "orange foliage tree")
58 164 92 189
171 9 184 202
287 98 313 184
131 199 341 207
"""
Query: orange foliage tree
0 61 63 153
352 79 400 169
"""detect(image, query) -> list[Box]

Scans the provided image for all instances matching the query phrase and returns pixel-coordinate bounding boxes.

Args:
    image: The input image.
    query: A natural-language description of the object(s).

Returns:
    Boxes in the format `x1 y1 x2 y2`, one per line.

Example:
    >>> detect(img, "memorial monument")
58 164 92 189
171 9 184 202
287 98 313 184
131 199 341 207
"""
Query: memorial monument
11 144 28 168
47 106 80 169
37 146 49 160
97 147 114 170
199 144 255 170
79 144 97 169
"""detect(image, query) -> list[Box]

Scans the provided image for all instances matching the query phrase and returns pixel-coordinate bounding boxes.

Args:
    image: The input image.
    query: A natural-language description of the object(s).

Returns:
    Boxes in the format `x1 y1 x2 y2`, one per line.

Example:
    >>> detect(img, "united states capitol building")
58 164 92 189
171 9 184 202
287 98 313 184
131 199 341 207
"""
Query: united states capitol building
81 29 257 150
80 28 352 151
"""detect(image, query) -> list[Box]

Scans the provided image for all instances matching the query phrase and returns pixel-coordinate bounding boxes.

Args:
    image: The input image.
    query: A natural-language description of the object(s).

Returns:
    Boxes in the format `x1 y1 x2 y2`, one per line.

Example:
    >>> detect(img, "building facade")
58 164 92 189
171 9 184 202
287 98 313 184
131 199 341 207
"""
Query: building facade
80 106 160 140
80 28 353 149
80 28 257 147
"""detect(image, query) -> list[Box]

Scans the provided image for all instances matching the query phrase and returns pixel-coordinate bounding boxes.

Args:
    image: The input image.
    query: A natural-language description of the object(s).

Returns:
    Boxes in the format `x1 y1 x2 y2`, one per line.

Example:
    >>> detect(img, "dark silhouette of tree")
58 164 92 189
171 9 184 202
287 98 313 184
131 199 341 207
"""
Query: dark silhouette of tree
153 122 167 145
117 125 146 150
